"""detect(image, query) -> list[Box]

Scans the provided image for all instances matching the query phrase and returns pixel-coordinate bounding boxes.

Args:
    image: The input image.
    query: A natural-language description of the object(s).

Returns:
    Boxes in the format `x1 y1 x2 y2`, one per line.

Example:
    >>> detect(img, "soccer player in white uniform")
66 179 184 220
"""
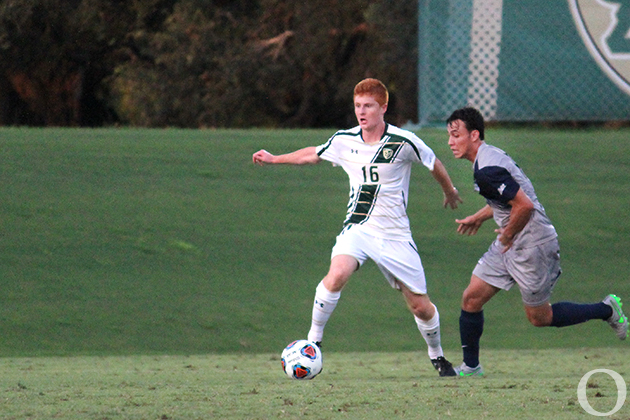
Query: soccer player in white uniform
446 107 628 377
253 78 463 377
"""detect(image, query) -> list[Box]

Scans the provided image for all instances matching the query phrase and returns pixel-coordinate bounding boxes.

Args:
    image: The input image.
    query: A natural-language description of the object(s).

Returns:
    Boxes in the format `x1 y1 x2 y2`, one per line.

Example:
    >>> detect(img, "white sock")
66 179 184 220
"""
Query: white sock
414 304 443 359
307 281 341 343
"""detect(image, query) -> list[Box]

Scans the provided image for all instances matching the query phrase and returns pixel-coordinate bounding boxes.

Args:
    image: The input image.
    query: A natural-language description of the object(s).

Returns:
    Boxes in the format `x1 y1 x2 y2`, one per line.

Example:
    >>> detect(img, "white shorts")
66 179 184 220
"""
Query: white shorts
473 237 562 306
331 226 428 294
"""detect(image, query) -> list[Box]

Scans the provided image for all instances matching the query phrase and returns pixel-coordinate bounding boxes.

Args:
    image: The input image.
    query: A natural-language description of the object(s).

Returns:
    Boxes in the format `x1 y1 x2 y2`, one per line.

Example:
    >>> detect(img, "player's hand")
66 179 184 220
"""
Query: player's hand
252 149 275 165
443 187 463 209
495 228 514 253
455 215 484 236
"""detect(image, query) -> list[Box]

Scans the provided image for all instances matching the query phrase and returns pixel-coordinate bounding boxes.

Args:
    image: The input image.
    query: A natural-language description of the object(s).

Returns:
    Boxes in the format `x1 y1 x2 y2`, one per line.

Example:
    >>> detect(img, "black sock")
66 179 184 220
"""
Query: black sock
550 302 612 327
460 309 484 368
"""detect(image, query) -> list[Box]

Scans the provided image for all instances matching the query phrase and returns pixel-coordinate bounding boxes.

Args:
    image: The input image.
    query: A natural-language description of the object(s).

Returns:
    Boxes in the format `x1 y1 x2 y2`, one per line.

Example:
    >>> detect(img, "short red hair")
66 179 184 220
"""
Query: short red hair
354 78 389 106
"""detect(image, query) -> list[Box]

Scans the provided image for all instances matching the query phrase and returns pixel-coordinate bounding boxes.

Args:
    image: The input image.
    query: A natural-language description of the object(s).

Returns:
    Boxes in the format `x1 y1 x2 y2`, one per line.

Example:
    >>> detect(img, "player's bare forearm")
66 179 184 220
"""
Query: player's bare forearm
252 147 322 166
496 189 534 251
456 205 493 236
430 158 462 209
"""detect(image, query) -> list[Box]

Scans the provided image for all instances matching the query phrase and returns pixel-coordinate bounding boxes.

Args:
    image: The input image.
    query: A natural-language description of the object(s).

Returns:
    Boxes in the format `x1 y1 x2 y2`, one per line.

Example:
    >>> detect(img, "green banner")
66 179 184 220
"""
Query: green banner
418 0 630 123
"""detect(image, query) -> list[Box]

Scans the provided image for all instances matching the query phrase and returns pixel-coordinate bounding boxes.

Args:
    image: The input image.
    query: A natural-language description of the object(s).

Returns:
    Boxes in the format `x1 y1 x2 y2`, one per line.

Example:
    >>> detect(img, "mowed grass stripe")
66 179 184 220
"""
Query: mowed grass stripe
0 127 628 357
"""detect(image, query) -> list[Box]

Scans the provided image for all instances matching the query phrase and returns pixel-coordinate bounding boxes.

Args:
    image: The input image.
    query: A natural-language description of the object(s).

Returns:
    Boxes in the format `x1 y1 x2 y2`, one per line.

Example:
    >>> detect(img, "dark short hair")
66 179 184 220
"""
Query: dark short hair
446 107 485 140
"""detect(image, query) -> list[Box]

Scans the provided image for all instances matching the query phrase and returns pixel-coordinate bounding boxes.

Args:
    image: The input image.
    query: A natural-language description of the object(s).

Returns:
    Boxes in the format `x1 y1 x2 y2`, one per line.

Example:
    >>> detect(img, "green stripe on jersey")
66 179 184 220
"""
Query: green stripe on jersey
345 184 380 226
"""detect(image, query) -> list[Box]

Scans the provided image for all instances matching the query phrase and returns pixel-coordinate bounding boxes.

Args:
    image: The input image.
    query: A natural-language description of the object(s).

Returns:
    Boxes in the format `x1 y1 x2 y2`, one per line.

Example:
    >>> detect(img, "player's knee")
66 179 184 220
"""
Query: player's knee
322 272 350 292
410 301 434 320
323 256 358 292
528 317 548 327
461 291 484 312
526 310 552 327
322 277 343 293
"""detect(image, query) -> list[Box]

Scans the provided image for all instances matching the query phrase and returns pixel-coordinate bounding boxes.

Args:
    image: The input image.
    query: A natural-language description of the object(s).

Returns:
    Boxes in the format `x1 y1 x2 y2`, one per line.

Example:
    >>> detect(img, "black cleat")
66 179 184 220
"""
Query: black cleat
431 356 456 377
314 341 322 349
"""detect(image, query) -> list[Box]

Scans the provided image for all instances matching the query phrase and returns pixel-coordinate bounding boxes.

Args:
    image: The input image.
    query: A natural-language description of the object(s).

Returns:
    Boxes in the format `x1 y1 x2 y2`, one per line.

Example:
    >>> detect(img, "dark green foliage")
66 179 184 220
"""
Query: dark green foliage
0 0 138 125
0 0 419 127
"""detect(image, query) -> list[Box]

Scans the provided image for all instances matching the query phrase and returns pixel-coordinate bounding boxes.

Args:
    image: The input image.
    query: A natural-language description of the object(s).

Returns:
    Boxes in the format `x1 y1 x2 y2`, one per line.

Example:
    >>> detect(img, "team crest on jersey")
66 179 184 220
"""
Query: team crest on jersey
373 139 403 164
569 0 630 96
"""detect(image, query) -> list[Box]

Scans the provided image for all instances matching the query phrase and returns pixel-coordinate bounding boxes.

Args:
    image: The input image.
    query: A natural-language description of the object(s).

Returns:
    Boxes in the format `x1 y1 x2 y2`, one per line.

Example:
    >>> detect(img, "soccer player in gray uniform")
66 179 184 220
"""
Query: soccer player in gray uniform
445 107 628 377
253 78 462 377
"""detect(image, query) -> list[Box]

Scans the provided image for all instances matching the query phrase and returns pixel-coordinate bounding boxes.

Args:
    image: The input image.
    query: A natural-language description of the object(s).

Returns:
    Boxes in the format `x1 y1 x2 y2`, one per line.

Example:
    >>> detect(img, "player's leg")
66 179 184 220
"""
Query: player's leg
524 297 628 339
512 239 627 339
399 283 440 354
376 239 456 376
525 300 609 327
377 239 437 347
524 302 553 326
321 254 359 292
461 274 501 312
398 283 455 376
456 275 500 376
307 254 358 345
308 227 371 345
456 241 512 376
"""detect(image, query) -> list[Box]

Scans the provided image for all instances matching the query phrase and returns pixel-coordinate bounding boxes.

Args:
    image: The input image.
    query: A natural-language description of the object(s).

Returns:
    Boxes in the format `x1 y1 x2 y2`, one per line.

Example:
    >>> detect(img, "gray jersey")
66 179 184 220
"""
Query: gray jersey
474 143 557 249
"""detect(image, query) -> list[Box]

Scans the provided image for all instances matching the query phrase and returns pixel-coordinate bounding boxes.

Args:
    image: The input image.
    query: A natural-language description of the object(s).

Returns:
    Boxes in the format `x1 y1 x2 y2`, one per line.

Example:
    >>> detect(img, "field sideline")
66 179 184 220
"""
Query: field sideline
0 126 628 417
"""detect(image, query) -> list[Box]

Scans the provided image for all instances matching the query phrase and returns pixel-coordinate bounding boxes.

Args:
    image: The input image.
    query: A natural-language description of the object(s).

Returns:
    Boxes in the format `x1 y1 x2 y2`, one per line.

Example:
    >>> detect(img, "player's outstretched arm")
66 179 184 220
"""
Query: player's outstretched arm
430 158 463 209
252 147 322 166
456 205 493 236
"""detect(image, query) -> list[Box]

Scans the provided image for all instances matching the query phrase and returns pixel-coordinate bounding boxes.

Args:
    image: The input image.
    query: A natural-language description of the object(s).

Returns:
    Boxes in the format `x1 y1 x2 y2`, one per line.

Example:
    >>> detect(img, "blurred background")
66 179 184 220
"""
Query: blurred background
0 0 419 128
1 0 629 129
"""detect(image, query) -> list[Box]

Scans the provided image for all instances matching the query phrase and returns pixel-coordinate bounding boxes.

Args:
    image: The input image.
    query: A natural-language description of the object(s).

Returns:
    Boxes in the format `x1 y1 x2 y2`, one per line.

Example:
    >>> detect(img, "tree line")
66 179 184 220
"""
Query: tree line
0 0 418 128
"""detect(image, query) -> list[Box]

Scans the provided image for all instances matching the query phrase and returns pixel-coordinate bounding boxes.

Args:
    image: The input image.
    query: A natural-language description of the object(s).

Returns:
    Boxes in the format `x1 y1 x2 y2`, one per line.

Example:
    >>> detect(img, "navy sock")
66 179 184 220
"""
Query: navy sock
460 310 484 368
550 302 612 327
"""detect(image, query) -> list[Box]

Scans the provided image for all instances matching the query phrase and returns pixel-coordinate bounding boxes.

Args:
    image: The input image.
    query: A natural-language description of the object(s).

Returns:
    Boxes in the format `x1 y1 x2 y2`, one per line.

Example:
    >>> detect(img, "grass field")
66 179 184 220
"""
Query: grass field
0 126 628 418
1 349 629 419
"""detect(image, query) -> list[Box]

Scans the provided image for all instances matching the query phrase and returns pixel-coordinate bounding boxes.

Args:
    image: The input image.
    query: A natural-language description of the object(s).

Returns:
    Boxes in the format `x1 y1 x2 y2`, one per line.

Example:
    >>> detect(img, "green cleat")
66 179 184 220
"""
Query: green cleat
454 363 484 377
603 294 628 340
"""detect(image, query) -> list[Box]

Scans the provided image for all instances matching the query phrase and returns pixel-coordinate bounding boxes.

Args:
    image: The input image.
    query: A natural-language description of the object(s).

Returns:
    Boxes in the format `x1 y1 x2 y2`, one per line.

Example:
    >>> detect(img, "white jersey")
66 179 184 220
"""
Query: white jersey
316 124 436 240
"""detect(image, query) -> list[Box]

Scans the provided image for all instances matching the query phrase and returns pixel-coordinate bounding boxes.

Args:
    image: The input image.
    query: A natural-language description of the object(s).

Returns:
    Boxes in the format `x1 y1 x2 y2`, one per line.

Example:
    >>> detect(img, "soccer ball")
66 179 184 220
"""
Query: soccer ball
281 340 323 380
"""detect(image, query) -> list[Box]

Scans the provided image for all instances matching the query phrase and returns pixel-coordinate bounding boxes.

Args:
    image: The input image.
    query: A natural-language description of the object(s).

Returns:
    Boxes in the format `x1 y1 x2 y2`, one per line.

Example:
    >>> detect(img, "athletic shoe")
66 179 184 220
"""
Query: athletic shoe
454 363 484 377
603 294 628 340
314 341 322 349
431 356 456 377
